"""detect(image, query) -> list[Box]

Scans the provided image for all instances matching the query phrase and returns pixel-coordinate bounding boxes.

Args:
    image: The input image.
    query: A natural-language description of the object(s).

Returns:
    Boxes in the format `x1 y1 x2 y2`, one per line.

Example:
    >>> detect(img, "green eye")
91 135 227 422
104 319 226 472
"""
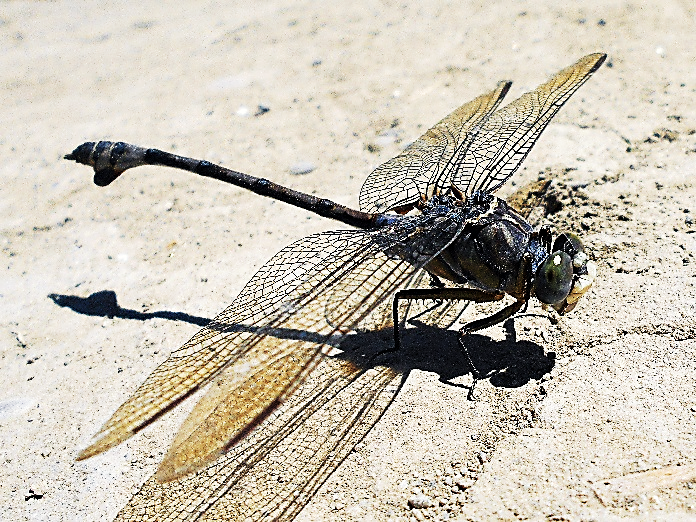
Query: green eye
534 252 573 304
553 232 584 256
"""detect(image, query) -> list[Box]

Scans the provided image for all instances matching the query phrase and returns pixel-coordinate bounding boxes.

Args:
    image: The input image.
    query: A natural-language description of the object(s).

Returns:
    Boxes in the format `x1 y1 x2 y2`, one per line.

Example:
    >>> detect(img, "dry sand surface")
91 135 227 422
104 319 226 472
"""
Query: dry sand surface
2 1 696 521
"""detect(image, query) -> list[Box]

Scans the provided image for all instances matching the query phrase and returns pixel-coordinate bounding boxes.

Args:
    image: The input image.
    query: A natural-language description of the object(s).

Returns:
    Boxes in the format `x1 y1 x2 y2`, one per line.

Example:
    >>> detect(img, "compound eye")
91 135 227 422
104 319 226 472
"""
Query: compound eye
552 232 584 256
534 252 573 305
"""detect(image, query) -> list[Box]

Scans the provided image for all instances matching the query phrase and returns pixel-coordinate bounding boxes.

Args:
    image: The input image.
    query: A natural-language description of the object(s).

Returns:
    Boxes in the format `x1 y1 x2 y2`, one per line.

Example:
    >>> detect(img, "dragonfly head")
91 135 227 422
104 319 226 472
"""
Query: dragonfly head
533 232 596 314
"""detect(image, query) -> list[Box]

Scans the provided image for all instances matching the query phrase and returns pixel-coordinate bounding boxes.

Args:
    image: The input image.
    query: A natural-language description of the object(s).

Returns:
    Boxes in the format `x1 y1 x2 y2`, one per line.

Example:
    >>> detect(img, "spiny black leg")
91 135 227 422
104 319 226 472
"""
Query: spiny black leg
390 286 503 355
466 367 481 401
539 225 553 253
407 277 450 323
391 295 404 353
519 253 534 313
459 299 525 336
428 274 446 288
405 274 448 320
408 299 446 323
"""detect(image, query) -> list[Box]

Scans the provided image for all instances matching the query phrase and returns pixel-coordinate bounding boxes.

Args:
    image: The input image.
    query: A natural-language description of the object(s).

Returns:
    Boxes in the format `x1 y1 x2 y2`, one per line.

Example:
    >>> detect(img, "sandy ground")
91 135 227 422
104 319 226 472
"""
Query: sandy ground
2 1 696 521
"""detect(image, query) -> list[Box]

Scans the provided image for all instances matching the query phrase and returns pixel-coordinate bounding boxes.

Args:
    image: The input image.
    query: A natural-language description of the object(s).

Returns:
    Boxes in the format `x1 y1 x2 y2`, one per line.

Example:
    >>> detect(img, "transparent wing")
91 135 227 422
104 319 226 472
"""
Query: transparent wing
358 81 511 213
444 53 606 196
114 359 404 522
78 209 464 482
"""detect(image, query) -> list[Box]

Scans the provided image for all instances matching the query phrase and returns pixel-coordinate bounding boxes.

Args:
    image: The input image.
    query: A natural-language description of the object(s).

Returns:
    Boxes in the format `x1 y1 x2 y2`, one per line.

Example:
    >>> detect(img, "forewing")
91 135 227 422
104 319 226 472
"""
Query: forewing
114 359 404 521
446 53 606 196
358 81 511 213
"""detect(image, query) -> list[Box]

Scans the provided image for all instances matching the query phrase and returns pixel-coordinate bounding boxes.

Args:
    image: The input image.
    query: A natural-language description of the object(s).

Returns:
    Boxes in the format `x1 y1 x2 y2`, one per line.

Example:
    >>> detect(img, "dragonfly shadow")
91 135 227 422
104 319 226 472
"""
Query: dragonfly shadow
331 318 554 392
47 290 211 327
48 290 553 392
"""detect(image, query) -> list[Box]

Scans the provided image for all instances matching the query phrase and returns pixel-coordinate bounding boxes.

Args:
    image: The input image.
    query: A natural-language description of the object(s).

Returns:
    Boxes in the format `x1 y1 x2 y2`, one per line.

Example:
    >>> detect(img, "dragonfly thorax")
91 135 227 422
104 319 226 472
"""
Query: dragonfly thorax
424 193 596 314
425 194 534 295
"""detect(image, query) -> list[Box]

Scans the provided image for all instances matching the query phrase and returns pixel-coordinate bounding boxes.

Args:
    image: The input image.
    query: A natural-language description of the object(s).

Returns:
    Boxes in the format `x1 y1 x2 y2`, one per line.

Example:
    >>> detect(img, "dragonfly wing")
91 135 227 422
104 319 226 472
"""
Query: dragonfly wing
114 359 404 522
446 53 606 196
156 209 465 481
79 207 464 481
76 230 385 462
358 81 511 213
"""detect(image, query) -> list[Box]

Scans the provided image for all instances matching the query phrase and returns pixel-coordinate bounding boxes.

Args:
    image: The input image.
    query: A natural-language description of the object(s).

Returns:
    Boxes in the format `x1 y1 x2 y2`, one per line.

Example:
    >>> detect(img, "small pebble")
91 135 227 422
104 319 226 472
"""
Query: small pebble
14 330 27 348
25 489 43 501
289 161 315 175
408 494 434 509
456 477 475 490
254 104 270 116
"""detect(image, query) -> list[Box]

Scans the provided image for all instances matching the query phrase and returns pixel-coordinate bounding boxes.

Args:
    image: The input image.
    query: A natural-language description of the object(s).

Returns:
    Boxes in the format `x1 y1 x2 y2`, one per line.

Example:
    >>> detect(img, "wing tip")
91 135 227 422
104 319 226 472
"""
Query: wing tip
497 80 513 98
587 52 608 72
76 430 132 461
155 457 194 484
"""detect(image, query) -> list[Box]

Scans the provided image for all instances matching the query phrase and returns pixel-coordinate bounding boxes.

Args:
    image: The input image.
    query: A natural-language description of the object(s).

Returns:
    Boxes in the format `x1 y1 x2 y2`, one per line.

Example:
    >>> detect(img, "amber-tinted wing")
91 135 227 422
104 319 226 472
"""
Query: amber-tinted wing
358 81 511 213
359 54 606 214
114 360 404 521
78 207 464 482
444 53 606 196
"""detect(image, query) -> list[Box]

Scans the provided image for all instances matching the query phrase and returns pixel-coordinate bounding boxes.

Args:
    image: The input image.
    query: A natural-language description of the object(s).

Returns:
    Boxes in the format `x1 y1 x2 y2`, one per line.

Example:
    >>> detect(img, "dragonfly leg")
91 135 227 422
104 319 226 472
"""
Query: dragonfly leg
391 287 503 351
536 225 553 253
404 274 450 322
520 252 534 313
391 287 503 400
428 273 446 288
458 298 525 400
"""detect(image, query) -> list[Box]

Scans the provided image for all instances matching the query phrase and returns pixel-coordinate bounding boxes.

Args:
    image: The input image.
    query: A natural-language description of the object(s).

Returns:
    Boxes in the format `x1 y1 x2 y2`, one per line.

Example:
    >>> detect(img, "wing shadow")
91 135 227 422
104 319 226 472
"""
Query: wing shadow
49 290 552 389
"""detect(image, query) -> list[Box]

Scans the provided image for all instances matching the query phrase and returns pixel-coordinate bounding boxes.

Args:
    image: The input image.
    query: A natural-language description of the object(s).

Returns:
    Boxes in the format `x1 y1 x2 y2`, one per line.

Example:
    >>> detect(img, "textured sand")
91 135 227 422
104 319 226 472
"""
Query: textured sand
2 1 696 520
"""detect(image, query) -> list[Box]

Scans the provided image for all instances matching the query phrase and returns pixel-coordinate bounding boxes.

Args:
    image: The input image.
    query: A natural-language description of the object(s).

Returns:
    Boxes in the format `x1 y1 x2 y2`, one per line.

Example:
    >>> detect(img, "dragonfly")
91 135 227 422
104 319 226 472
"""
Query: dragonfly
65 53 605 520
